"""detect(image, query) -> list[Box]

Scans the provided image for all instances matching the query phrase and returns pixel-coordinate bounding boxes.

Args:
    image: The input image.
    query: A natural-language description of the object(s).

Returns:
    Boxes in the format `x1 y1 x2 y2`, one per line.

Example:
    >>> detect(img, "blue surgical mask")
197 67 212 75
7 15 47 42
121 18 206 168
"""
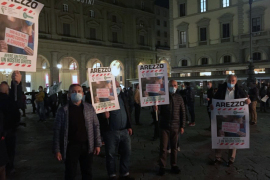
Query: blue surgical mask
116 87 121 95
25 20 34 26
227 83 235 89
71 93 82 103
169 87 176 94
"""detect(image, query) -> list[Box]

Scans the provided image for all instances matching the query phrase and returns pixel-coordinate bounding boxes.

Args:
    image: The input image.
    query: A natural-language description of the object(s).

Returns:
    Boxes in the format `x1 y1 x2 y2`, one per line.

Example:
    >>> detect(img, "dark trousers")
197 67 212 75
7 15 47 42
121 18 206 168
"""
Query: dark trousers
50 102 57 117
260 101 267 112
65 142 93 180
134 103 141 124
0 166 5 180
159 128 179 168
32 102 36 113
5 129 16 171
187 103 195 123
207 106 211 124
103 130 131 177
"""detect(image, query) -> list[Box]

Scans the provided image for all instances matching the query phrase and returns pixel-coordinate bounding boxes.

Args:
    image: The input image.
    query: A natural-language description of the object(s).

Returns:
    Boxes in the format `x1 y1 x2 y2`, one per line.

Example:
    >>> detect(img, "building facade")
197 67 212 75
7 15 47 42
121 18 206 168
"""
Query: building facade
170 0 270 89
0 0 172 91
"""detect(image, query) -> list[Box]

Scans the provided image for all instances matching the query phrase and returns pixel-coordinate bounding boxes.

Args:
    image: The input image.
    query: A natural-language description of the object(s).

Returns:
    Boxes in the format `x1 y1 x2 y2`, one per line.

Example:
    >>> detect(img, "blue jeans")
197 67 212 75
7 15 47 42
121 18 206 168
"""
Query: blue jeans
36 101 45 120
104 130 131 177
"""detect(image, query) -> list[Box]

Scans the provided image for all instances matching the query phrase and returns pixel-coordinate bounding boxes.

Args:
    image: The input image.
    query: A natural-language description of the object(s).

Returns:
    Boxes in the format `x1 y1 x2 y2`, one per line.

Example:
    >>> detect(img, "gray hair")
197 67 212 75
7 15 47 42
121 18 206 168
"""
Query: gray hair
226 75 237 82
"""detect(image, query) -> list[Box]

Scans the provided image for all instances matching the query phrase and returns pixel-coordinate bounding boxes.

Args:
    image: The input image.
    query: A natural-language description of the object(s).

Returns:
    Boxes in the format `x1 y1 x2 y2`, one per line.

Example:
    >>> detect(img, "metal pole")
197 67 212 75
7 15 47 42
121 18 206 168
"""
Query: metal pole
249 0 252 64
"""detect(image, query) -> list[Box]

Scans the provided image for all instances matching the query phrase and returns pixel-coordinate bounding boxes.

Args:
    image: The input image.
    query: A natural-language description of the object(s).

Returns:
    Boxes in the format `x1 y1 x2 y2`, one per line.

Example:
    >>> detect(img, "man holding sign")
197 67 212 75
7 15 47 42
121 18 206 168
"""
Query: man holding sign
211 75 250 167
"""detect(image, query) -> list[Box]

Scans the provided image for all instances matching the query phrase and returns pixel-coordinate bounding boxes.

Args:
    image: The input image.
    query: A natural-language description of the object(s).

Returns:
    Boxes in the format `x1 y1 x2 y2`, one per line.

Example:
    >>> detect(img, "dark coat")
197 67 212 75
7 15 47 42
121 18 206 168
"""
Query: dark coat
214 82 247 100
207 87 214 106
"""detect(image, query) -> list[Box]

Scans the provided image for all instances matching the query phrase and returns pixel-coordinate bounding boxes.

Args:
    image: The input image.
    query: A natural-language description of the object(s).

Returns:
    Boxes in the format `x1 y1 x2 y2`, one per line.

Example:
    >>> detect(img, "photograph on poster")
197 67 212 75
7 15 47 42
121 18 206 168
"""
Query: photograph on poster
0 14 34 56
91 80 115 103
141 76 166 97
216 115 246 137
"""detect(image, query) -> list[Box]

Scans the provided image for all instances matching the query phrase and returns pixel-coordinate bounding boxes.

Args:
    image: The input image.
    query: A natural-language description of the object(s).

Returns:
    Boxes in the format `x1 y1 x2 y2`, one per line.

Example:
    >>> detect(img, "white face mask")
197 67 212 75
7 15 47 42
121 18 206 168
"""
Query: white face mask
265 86 268 90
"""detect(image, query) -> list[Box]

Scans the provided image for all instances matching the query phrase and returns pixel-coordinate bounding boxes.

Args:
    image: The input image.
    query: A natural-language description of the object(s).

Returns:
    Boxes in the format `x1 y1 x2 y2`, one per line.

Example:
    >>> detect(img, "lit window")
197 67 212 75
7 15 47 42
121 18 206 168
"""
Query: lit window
254 68 265 74
200 72 211 76
45 74 49 87
252 17 261 32
226 71 235 75
72 75 78 84
69 62 77 70
200 0 206 12
179 31 186 44
89 10 95 18
93 62 101 68
223 0 230 7
63 4 68 12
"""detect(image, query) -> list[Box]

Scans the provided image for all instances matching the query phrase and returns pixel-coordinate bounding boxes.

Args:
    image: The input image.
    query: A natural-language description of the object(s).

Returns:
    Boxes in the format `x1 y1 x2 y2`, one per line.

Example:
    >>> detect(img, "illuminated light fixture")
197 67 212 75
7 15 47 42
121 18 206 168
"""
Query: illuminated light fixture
57 64 62 69
42 66 46 69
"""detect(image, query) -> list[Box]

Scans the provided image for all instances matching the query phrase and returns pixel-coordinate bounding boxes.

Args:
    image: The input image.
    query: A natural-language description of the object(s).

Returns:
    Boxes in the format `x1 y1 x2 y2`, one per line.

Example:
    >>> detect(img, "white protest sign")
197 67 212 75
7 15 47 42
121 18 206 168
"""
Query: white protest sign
88 67 120 114
138 63 169 107
211 98 249 149
5 28 29 49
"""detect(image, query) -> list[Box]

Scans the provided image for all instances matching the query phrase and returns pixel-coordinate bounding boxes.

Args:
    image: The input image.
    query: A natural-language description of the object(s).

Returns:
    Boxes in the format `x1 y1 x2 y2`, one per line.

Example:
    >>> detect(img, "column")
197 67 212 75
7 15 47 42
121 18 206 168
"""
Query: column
50 51 59 84
80 54 86 84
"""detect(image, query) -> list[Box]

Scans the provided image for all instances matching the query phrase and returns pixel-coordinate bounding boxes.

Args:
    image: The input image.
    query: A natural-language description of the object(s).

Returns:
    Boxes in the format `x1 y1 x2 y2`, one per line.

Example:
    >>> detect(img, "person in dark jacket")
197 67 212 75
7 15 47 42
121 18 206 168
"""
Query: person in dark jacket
0 71 22 178
155 80 186 176
206 82 214 130
53 84 101 180
259 83 268 112
101 81 134 180
184 82 195 126
49 92 58 118
85 87 92 104
248 82 259 125
31 90 36 114
211 75 250 167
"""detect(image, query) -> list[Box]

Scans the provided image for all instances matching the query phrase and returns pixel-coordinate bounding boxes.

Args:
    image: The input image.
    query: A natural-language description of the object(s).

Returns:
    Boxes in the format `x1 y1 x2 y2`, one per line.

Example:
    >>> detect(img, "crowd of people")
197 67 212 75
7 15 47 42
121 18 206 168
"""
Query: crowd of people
0 73 270 180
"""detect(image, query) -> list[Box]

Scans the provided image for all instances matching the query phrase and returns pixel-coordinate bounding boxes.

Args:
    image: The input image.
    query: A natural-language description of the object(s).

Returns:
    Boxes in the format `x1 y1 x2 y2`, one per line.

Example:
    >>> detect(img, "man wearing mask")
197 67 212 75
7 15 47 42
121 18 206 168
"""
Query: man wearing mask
101 81 133 180
53 84 101 180
248 82 259 125
35 86 45 122
211 75 250 166
154 80 186 176
206 82 214 130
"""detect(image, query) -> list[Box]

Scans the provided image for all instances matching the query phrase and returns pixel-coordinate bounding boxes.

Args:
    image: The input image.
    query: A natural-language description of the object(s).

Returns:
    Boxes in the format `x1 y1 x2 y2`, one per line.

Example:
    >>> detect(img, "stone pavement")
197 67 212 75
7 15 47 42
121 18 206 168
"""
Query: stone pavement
7 98 270 180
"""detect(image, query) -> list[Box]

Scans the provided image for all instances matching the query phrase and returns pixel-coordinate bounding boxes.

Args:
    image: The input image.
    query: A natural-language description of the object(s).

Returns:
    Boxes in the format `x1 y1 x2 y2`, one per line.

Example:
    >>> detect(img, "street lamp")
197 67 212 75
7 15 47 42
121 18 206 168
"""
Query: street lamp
57 64 62 69
247 0 256 85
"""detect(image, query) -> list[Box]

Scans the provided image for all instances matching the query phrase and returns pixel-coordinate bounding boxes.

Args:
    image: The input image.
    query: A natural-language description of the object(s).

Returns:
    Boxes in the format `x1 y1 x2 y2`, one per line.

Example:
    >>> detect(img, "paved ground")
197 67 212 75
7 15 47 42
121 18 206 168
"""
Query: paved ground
7 98 270 180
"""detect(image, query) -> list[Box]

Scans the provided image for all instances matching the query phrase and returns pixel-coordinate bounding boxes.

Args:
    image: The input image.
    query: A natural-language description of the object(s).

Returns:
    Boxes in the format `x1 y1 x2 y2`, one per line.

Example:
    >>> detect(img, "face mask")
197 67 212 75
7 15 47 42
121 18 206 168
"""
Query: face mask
116 87 121 95
227 83 235 89
71 93 82 103
265 86 268 90
25 20 34 26
169 87 177 94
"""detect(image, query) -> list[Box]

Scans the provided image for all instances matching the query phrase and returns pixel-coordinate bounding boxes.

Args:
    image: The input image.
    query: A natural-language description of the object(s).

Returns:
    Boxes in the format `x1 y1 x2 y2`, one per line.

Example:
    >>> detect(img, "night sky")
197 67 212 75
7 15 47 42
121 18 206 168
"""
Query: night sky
155 0 169 9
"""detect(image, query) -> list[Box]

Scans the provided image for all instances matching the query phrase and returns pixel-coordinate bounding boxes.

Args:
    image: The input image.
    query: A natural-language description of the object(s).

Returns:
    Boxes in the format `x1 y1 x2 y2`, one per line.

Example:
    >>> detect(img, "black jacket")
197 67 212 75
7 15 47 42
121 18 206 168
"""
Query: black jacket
248 87 259 102
214 83 247 100
185 87 195 104
207 87 214 106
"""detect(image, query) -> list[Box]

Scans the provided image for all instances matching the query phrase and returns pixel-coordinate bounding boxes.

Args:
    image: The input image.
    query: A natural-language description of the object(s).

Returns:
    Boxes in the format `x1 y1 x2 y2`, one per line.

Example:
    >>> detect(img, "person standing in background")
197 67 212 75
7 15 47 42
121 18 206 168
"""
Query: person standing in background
134 84 141 125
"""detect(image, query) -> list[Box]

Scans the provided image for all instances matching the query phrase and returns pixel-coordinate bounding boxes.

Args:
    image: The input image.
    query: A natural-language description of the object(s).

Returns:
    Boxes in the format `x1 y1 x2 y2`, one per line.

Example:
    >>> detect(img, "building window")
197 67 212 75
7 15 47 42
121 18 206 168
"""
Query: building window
200 72 211 76
179 3 186 17
157 9 160 15
90 28 96 40
164 32 167 38
72 75 78 84
164 41 168 46
222 23 230 38
69 62 77 70
157 19 160 26
157 30 160 37
139 21 144 27
226 70 235 75
141 1 145 10
253 52 261 61
164 21 167 27
200 28 207 42
112 15 117 23
63 23 70 36
112 32 118 43
140 35 145 45
254 68 265 74
93 62 101 68
178 31 186 45
157 41 160 46
113 0 117 4
222 0 230 7
201 58 208 65
252 17 261 32
89 10 95 18
182 60 188 66
63 4 68 12
164 11 167 17
224 55 231 63
200 0 207 13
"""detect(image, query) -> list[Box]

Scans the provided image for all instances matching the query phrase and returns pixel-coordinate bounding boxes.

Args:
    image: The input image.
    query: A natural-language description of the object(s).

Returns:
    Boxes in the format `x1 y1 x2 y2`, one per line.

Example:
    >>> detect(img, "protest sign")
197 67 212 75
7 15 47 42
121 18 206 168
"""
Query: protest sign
261 95 269 103
0 0 44 72
49 82 62 95
88 67 120 114
211 98 249 149
138 63 169 107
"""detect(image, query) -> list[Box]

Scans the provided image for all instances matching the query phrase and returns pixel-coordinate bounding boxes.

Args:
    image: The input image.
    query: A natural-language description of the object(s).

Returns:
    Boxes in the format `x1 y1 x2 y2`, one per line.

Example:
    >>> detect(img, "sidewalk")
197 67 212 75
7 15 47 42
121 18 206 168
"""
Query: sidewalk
7 99 270 180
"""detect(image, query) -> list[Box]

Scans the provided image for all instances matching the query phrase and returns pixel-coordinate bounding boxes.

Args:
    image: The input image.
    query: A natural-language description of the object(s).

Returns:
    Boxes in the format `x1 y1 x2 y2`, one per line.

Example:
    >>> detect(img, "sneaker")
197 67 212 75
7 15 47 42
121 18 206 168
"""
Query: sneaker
189 122 195 126
177 147 181 152
171 166 181 174
158 167 165 176
167 149 171 153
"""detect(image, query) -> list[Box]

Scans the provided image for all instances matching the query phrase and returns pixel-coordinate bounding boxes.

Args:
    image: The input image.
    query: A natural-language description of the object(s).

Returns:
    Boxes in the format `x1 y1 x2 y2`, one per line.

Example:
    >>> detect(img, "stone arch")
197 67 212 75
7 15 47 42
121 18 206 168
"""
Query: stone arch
219 53 236 63
197 55 212 65
178 57 192 67
245 49 268 62
87 58 103 68
37 55 50 69
159 59 171 77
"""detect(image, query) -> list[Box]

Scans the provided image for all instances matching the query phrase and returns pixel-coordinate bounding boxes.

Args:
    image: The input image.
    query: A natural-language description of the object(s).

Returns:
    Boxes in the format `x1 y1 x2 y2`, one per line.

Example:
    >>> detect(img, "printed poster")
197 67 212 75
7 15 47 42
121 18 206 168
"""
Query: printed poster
138 63 169 107
88 67 120 114
211 98 250 149
0 0 44 71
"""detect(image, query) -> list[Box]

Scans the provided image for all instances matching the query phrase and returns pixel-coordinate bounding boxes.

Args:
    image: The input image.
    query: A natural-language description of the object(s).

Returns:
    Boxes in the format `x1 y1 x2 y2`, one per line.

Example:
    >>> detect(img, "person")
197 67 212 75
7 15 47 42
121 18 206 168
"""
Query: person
49 91 58 118
31 90 36 114
0 71 22 177
213 88 218 95
53 84 102 180
134 84 141 125
35 86 46 122
57 91 63 107
100 81 134 180
259 83 268 112
206 82 214 130
43 88 50 117
248 82 259 125
211 75 250 167
155 80 186 176
85 87 92 104
21 92 26 117
127 87 134 115
184 82 195 126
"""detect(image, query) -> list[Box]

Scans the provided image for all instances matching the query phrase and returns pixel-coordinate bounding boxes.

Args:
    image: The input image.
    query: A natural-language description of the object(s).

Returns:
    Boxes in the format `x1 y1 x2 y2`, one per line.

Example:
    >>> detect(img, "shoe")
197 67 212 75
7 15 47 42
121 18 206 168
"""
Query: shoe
189 122 196 126
211 159 222 165
158 167 165 176
167 149 171 153
227 160 234 167
119 176 135 180
171 166 181 174
177 147 181 152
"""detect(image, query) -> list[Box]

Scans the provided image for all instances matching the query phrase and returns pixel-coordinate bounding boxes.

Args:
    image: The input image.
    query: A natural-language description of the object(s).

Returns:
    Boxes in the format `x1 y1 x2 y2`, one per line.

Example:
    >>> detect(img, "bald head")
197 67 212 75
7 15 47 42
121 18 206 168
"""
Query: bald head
0 83 9 94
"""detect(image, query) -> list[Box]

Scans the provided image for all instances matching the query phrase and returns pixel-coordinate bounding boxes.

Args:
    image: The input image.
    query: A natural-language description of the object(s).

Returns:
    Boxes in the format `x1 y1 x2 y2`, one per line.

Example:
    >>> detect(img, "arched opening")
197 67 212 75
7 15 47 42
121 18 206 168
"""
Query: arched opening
59 57 79 90
110 60 124 86
160 59 171 77
86 59 103 83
